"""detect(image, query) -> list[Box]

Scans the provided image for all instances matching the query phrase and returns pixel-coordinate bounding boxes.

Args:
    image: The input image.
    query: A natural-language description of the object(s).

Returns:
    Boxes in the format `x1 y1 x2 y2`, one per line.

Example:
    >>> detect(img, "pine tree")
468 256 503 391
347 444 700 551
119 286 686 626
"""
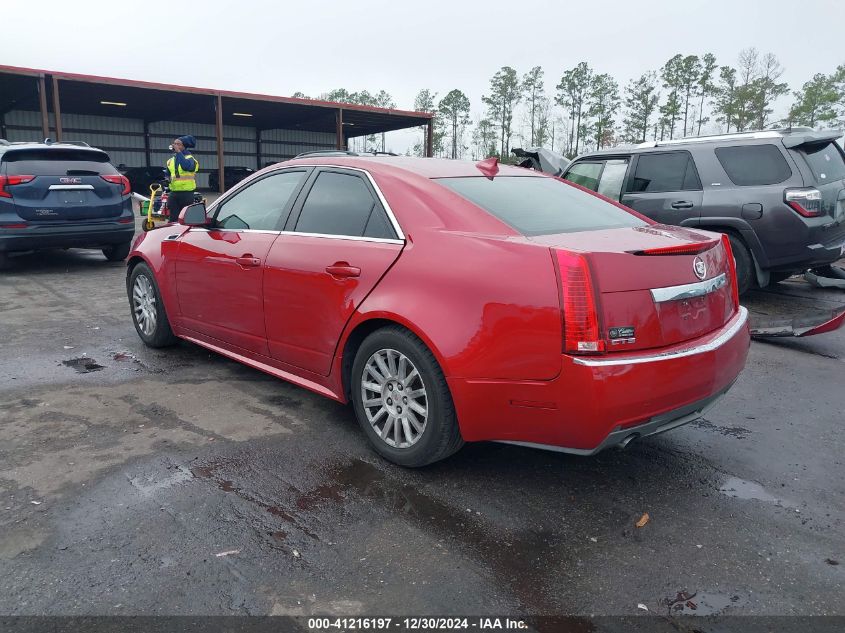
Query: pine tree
587 73 620 149
555 62 593 156
622 72 659 143
438 90 471 159
788 72 840 127
482 67 522 158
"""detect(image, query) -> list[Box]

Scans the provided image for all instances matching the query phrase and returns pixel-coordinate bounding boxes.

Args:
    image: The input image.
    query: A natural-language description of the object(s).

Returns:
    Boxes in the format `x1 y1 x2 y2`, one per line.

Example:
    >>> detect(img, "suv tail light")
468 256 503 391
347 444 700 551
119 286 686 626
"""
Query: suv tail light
101 174 131 196
555 250 606 355
720 234 740 311
0 175 35 198
785 187 822 217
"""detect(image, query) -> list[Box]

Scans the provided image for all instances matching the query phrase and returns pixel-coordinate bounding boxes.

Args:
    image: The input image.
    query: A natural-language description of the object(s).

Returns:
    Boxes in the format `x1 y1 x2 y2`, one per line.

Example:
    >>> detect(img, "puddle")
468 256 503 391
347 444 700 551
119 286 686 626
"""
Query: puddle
667 590 744 615
62 357 104 373
719 477 797 508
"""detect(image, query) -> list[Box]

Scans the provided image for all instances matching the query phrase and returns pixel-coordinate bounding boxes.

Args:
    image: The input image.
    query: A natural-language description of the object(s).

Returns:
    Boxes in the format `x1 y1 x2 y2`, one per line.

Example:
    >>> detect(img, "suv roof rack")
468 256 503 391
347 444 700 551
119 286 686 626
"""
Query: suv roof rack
42 138 91 147
294 150 399 159
635 127 824 149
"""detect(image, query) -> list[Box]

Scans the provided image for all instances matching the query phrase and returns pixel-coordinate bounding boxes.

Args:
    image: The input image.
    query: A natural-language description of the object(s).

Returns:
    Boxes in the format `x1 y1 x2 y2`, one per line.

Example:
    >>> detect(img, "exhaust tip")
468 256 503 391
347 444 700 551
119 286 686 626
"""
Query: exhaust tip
618 434 639 449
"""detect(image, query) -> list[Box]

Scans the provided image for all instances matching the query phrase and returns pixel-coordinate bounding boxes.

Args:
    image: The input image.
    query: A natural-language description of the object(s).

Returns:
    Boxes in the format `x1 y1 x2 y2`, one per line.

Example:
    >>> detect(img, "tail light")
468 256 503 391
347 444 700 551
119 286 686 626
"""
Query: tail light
0 175 35 198
101 174 131 196
720 234 740 311
555 250 605 354
785 187 822 217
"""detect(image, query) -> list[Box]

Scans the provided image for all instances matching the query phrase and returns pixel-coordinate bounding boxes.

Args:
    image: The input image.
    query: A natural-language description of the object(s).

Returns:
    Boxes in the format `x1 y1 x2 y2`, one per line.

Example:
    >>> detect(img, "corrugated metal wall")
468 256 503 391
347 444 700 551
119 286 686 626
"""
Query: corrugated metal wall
2 110 336 189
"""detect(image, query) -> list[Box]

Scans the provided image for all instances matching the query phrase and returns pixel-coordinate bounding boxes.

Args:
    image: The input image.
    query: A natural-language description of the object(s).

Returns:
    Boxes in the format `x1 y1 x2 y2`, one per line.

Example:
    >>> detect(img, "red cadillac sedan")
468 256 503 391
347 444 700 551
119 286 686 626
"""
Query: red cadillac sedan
126 155 750 466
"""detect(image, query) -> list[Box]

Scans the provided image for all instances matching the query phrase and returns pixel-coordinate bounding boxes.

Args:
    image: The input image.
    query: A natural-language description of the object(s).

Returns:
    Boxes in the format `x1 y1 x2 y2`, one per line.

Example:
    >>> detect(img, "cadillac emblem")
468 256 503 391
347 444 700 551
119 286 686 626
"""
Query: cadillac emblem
693 256 707 280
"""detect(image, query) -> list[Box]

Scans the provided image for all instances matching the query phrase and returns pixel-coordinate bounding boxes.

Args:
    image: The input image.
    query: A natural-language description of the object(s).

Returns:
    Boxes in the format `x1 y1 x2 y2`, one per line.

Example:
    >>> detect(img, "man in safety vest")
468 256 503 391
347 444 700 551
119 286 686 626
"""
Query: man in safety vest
166 135 200 222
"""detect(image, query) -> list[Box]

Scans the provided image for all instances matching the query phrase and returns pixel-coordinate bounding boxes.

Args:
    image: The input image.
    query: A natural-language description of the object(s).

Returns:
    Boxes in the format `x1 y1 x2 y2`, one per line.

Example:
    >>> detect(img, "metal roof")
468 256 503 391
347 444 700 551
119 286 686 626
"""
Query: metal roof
0 64 433 137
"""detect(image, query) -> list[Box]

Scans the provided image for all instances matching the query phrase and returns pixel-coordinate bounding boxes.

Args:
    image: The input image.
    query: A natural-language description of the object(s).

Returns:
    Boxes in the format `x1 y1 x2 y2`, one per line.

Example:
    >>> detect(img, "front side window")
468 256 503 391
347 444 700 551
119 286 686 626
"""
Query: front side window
564 162 602 191
295 171 396 239
714 144 792 186
214 170 305 230
629 151 701 193
596 159 629 201
436 175 647 236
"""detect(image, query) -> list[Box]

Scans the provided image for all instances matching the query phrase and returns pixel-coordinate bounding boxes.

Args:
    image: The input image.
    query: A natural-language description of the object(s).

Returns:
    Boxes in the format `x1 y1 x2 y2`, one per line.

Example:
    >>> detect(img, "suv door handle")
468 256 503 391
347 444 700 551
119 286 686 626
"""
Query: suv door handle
671 201 694 209
236 255 261 268
326 262 361 278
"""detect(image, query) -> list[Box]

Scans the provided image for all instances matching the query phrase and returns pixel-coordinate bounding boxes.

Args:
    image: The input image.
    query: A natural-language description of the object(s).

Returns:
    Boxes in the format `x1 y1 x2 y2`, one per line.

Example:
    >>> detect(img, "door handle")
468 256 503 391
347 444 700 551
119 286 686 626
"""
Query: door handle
236 254 261 268
326 262 361 278
671 201 694 210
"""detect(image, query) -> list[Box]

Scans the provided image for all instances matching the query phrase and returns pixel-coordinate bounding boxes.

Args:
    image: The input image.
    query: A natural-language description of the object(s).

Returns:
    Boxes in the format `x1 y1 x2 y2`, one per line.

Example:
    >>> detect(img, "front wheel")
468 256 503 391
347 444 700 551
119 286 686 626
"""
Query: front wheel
351 326 463 467
128 262 178 348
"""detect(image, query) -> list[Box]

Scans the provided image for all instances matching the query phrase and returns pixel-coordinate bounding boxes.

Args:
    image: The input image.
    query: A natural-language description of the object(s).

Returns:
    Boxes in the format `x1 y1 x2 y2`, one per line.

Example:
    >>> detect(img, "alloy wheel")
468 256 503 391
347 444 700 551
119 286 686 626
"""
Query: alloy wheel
132 274 158 336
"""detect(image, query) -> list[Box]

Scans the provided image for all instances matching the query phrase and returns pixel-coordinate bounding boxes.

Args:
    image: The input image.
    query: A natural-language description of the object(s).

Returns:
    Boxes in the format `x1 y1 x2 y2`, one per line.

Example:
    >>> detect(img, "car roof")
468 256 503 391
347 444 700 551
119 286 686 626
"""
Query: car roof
573 127 844 160
283 155 540 179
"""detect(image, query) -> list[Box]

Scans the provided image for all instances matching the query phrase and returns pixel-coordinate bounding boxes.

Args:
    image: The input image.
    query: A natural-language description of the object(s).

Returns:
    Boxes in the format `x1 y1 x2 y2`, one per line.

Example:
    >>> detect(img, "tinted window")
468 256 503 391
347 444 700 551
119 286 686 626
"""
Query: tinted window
800 142 845 184
629 152 701 192
295 171 396 239
215 170 305 230
3 149 116 176
564 162 601 190
597 159 629 201
436 176 647 236
715 144 792 186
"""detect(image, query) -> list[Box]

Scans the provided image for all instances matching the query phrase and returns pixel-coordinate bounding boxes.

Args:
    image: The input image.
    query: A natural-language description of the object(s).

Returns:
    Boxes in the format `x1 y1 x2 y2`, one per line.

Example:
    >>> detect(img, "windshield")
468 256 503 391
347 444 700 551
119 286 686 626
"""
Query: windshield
435 175 646 235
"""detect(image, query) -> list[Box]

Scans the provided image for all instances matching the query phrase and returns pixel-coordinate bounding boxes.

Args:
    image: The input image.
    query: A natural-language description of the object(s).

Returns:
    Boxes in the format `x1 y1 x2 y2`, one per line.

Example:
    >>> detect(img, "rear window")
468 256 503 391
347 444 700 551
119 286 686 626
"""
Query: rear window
2 149 116 176
435 176 647 236
799 142 845 184
714 144 792 186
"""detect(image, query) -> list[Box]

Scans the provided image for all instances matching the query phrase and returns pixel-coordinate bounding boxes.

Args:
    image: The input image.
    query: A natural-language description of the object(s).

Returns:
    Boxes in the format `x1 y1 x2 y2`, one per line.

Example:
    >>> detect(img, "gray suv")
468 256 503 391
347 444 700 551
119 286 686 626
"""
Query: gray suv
562 128 845 294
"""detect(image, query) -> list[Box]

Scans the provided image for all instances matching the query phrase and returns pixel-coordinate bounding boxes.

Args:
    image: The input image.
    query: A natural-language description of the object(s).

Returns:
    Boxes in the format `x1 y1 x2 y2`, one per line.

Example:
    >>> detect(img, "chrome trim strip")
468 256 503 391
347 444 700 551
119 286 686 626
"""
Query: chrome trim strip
573 306 748 367
48 184 94 190
277 230 404 245
206 163 406 241
650 273 727 303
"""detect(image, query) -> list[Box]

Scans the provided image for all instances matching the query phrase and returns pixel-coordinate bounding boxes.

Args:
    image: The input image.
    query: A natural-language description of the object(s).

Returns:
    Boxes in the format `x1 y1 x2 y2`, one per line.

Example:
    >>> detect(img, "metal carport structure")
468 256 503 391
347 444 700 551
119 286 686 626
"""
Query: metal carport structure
0 65 435 192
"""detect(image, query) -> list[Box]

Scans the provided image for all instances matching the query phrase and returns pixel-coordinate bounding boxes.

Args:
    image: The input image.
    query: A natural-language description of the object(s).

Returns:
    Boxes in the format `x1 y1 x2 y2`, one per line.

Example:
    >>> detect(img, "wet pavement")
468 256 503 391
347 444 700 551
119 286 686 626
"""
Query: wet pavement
0 233 844 617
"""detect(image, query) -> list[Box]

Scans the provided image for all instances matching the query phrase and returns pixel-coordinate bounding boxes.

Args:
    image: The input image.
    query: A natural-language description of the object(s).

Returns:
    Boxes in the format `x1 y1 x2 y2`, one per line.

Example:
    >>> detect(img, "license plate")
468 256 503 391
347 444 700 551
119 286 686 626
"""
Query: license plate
61 191 85 204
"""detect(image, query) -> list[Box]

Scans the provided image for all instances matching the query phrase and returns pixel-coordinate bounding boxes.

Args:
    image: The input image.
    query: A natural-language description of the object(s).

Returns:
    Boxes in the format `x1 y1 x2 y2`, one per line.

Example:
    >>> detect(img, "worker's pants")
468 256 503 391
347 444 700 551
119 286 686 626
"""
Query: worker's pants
168 190 196 223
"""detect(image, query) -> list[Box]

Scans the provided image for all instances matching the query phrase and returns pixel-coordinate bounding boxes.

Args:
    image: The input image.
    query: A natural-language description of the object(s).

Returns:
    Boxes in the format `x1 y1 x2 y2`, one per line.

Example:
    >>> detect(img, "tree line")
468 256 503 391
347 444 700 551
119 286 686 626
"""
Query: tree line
295 50 845 159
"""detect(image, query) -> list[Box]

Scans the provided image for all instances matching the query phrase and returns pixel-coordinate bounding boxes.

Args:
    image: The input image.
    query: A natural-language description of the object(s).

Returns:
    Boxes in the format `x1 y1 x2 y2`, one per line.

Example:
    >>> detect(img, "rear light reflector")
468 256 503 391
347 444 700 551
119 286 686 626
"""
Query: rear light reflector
0 222 28 229
720 234 740 311
785 187 822 217
630 240 718 256
0 175 35 198
117 217 134 224
101 174 131 196
555 250 606 355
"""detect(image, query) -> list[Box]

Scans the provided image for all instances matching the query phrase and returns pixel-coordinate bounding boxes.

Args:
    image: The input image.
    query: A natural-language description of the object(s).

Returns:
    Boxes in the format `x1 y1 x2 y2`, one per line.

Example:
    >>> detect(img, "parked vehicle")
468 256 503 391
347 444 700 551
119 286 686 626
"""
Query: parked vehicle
126 156 750 466
562 128 845 294
0 139 134 268
208 166 255 191
512 147 570 176
121 165 168 194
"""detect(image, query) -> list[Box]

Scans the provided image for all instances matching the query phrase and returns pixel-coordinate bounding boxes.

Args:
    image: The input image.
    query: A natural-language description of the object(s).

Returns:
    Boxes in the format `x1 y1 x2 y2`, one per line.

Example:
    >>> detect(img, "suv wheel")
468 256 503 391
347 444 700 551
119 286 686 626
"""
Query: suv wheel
727 234 754 295
351 326 463 467
104 241 131 262
128 262 178 347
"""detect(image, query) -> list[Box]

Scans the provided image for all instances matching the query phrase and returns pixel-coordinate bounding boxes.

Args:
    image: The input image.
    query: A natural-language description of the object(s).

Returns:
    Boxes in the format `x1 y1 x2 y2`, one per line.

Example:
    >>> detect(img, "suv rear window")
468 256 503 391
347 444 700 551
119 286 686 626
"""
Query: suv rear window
714 144 792 186
799 142 845 184
2 149 116 176
435 176 647 236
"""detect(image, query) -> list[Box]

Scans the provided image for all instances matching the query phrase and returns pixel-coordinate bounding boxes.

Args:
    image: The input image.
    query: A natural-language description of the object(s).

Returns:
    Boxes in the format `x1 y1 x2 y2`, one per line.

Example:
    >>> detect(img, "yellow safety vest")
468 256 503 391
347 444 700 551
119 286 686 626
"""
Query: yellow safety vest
167 154 199 191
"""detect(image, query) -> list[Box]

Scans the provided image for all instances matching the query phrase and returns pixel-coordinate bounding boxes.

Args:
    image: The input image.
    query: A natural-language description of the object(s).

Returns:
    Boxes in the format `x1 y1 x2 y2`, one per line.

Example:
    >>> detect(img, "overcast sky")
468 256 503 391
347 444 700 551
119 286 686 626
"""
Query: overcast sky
2 0 843 154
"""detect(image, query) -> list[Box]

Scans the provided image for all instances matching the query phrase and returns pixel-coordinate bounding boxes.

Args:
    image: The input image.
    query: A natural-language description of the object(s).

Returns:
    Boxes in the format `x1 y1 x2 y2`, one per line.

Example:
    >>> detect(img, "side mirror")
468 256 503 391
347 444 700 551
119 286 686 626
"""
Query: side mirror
179 202 209 226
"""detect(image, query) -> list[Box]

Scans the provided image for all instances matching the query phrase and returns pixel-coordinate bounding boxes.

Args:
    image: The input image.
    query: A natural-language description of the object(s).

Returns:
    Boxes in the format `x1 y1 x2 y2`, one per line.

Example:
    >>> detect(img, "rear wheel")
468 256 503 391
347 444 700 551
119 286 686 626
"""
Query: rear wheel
727 234 754 296
103 241 131 262
128 262 178 348
351 326 463 467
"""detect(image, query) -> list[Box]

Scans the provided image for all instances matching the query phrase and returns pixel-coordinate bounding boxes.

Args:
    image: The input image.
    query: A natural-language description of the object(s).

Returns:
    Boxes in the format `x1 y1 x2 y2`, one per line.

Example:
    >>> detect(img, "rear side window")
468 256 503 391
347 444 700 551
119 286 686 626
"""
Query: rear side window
714 144 792 186
799 142 845 184
2 149 116 176
629 152 701 193
295 171 397 239
435 176 647 236
564 162 601 190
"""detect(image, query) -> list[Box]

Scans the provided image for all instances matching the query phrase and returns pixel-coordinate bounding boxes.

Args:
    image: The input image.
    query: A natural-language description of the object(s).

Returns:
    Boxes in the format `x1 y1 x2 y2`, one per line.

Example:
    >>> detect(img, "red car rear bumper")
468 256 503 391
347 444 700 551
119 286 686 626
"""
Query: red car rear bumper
447 306 750 453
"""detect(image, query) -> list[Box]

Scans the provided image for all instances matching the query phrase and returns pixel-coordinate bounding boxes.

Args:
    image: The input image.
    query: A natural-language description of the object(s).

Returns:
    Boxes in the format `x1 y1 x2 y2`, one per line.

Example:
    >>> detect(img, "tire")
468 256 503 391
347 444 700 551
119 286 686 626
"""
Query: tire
103 241 131 262
0 253 10 271
727 233 754 296
351 326 463 467
128 262 178 348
